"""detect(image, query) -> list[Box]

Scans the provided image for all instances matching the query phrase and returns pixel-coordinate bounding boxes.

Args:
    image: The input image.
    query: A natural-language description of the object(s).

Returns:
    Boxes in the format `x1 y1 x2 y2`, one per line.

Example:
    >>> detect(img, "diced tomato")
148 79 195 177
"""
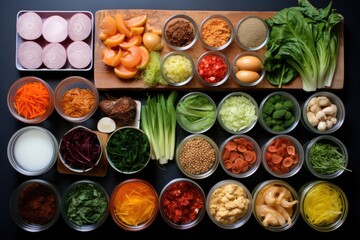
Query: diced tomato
197 54 227 83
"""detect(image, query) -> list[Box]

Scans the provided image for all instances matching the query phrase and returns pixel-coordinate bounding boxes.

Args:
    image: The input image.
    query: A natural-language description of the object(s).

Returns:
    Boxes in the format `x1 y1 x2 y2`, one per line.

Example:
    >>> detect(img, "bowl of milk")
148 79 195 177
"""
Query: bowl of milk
7 126 58 176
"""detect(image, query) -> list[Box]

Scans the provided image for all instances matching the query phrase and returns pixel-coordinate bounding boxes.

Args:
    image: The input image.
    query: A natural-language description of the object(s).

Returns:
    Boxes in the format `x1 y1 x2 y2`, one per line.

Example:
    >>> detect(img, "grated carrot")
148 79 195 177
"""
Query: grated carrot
113 181 157 226
13 81 50 119
60 88 95 118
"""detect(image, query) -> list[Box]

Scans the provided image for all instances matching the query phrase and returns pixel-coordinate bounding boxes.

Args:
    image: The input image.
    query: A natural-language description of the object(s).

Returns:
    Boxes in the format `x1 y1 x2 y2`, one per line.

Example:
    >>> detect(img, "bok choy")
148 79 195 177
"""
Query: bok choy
264 0 343 91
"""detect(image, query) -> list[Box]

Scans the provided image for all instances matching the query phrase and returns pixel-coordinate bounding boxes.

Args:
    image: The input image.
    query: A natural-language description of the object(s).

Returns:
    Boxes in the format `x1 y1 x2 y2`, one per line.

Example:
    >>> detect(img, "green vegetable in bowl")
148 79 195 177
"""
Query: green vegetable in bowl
176 93 216 133
264 0 343 91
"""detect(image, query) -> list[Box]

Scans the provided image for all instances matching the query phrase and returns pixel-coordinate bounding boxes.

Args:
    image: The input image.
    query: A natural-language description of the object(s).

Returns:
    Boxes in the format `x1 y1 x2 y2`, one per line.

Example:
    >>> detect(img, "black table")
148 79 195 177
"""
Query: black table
1 0 359 239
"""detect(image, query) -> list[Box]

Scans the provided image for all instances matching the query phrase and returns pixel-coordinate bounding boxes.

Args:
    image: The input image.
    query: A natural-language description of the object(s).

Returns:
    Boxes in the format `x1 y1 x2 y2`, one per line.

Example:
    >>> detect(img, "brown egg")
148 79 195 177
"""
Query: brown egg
236 56 263 72
236 70 260 83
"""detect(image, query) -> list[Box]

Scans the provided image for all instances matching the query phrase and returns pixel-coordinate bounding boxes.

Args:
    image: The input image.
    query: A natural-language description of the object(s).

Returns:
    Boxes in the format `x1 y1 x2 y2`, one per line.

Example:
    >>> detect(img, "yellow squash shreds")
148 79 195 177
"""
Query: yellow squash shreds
113 181 156 226
304 183 343 226
60 88 95 118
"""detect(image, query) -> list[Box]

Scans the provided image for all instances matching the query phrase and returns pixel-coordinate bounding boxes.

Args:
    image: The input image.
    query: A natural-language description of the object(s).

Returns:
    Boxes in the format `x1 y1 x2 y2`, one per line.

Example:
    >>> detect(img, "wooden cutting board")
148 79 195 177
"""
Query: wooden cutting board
94 9 344 91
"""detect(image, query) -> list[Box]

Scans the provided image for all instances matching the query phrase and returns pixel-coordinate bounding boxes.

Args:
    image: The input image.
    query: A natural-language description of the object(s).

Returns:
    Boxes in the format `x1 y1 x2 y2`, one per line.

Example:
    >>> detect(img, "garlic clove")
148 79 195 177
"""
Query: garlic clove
97 117 116 133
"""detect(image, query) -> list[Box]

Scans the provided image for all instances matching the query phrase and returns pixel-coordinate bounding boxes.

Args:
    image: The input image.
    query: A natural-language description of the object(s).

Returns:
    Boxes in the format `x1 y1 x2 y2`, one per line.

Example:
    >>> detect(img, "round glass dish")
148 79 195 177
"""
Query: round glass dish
110 178 158 231
252 179 300 232
176 92 217 133
54 76 99 123
299 180 348 232
232 51 266 87
163 14 198 51
196 51 230 87
7 126 58 176
10 179 61 232
258 91 301 134
7 76 54 124
199 14 234 51
58 126 102 173
160 51 194 86
176 134 219 179
105 126 151 174
217 92 258 134
303 135 350 179
62 180 109 232
219 134 261 178
159 178 206 229
301 91 345 134
261 134 304 178
206 179 252 229
235 15 269 51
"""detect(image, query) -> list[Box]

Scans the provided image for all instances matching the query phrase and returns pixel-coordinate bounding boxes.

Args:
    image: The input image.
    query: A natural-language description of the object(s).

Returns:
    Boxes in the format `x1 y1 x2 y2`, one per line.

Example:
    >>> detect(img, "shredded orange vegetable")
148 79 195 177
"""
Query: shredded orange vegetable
113 181 157 226
60 88 95 118
13 81 50 119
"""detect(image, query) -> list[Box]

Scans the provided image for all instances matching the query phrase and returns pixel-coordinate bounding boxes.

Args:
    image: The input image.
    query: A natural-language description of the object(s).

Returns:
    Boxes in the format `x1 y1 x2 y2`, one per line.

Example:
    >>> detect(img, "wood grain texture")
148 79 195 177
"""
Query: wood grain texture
94 9 344 91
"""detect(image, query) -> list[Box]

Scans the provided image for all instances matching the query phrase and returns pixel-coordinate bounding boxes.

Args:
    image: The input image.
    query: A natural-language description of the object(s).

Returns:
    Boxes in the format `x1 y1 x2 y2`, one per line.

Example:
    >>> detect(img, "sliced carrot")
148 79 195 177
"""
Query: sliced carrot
225 141 237 151
287 145 296 156
276 146 286 157
271 153 283 164
243 150 254 162
265 151 273 161
233 137 247 145
237 144 248 153
268 145 278 153
292 154 299 164
282 157 294 168
223 159 233 169
229 152 241 162
222 149 230 160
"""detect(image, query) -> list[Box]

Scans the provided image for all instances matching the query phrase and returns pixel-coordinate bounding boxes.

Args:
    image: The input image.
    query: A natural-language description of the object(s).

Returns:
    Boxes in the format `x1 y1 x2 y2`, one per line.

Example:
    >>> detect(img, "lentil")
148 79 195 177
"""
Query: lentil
179 136 216 175
165 20 195 47
237 17 267 49
18 182 57 225
201 18 231 48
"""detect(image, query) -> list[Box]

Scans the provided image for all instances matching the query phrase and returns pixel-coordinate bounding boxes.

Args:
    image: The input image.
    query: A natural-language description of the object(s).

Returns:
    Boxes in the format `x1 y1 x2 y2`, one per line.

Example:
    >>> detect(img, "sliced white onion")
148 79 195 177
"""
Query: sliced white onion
17 41 43 69
68 13 92 41
42 15 68 43
67 41 92 69
42 42 67 69
97 117 117 133
17 12 43 40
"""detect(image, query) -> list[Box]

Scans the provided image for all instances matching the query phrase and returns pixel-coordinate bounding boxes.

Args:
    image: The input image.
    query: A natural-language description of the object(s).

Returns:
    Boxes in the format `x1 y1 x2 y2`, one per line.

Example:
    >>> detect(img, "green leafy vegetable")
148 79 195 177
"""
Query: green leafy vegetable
141 91 177 164
309 142 351 175
264 0 343 91
176 93 216 132
64 183 107 226
140 51 166 87
106 127 150 172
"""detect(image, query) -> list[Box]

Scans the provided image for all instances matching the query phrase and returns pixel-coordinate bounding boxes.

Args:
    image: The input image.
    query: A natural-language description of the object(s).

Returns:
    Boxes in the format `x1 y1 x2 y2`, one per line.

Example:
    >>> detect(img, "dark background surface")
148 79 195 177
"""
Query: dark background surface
1 0 359 239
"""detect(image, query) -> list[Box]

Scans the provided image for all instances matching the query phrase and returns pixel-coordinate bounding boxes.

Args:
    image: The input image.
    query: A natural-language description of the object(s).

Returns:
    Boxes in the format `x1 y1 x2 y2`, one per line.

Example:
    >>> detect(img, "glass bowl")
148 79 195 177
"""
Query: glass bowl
7 76 54 124
261 134 304 178
105 126 151 174
217 92 258 134
110 178 158 231
258 91 301 134
176 134 219 179
176 92 217 133
301 91 345 134
62 180 109 232
196 51 230 87
163 14 198 51
159 178 206 229
252 179 300 232
199 14 234 51
10 179 61 232
206 179 252 229
235 15 269 51
7 126 58 176
58 126 102 173
54 76 99 123
299 180 348 232
160 51 194 86
303 135 350 179
232 51 266 87
219 134 261 178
